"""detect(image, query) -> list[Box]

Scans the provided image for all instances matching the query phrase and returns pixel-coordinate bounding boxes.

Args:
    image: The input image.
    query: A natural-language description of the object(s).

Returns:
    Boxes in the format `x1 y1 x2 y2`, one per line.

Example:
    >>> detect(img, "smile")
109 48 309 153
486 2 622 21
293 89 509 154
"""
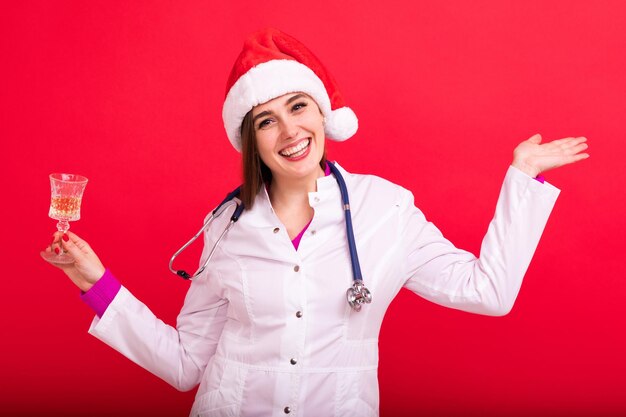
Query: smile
279 139 311 158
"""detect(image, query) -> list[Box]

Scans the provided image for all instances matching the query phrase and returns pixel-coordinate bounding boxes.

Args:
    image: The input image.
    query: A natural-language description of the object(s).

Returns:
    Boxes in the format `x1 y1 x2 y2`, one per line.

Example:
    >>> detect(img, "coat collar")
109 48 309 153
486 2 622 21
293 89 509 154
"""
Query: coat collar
240 162 349 229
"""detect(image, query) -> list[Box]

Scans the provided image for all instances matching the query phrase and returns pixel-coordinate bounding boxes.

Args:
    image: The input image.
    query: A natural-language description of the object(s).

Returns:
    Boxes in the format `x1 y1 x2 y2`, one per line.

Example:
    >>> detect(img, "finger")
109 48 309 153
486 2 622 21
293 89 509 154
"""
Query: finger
528 133 542 144
553 141 589 157
545 137 574 148
570 142 589 155
65 231 93 253
569 137 588 149
557 136 588 148
50 232 63 253
560 136 587 148
51 231 63 245
61 235 87 262
541 138 583 154
547 142 588 156
557 152 590 167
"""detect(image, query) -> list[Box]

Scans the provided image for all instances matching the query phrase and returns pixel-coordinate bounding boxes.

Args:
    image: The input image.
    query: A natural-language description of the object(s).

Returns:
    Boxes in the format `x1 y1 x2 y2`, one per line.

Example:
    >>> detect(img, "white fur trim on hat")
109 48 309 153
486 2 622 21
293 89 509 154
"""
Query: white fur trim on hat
222 59 357 152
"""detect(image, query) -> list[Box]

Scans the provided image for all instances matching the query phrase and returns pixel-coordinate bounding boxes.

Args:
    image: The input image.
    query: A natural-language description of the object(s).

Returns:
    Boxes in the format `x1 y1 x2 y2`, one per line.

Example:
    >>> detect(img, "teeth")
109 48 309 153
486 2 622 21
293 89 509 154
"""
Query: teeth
280 139 310 157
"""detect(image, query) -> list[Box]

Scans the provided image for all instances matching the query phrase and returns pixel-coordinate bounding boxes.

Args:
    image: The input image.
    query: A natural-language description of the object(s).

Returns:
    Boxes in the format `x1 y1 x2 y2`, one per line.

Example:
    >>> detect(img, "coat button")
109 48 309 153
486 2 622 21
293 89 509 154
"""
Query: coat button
314 197 320 203
284 406 291 414
273 227 280 233
290 358 297 365
293 265 300 272
310 230 316 235
296 311 303 318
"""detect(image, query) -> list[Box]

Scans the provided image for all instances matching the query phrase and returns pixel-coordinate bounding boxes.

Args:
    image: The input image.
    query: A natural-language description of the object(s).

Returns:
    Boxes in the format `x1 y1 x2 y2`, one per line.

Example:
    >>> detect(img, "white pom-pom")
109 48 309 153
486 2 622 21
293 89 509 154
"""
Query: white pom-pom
324 107 358 141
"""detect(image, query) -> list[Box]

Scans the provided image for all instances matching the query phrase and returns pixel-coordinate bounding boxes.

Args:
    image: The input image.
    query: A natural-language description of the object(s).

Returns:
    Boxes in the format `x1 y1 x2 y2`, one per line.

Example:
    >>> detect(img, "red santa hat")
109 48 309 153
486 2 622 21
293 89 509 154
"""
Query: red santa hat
222 28 358 152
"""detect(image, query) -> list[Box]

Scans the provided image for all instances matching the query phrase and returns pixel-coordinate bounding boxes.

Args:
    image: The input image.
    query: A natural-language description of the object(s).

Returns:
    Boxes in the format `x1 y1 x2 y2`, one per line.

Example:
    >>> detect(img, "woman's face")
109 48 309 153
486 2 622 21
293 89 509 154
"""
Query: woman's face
251 92 325 183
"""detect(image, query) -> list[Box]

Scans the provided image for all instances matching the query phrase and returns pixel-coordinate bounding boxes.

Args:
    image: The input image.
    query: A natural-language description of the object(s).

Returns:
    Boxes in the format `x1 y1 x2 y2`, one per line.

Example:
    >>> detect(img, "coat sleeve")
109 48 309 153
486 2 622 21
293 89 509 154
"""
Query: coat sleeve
87 261 228 392
401 165 560 316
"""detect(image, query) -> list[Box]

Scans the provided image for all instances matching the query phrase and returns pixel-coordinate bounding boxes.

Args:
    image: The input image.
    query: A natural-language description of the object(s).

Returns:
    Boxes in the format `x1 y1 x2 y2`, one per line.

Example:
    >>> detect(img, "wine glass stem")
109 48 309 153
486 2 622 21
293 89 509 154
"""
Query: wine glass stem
57 219 70 233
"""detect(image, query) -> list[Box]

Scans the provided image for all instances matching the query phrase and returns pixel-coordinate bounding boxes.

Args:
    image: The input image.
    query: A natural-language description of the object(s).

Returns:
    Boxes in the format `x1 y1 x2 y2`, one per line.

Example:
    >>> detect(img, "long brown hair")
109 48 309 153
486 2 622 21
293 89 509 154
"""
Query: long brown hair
240 110 327 209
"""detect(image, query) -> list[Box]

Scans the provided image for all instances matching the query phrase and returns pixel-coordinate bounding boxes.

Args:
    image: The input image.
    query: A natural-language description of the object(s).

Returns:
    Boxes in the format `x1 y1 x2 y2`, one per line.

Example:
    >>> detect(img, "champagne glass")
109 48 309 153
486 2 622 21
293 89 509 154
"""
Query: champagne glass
41 173 88 264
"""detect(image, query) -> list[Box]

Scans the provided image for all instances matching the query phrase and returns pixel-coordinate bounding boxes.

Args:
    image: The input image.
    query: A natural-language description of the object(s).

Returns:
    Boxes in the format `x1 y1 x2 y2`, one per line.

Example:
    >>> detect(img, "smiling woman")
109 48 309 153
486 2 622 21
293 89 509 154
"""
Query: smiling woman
240 93 328 210
43 27 589 417
241 92 327 208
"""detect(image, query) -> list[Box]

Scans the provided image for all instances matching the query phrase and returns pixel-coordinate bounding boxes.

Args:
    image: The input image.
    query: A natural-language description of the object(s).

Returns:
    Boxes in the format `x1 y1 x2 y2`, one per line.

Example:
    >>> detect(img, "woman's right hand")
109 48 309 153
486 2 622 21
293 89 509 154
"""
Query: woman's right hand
43 231 106 292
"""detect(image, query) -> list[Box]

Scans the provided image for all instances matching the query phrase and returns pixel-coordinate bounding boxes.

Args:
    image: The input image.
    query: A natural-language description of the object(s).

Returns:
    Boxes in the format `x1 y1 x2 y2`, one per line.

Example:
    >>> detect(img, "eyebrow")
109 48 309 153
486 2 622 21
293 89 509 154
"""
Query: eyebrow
252 110 272 124
252 94 308 124
285 93 307 105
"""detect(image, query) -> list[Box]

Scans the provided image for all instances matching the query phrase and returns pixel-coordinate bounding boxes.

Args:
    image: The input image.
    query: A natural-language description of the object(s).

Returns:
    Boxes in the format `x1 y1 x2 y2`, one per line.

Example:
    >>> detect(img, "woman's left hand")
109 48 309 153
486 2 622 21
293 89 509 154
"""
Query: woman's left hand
511 134 589 178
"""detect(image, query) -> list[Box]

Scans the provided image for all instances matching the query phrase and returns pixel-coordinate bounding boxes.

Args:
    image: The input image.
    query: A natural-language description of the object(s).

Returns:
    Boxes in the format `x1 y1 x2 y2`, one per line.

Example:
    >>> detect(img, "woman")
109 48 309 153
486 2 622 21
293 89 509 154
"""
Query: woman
45 28 588 416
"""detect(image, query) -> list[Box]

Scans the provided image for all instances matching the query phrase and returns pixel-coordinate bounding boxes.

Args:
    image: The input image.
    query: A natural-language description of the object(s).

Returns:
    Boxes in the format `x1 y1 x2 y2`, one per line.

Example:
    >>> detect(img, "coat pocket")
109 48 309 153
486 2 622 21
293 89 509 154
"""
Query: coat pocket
190 358 246 417
334 369 379 417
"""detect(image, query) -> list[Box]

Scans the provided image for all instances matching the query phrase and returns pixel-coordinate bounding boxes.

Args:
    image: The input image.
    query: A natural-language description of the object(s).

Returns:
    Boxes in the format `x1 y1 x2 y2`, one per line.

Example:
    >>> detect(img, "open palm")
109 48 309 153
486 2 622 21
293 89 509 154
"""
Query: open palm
512 134 589 178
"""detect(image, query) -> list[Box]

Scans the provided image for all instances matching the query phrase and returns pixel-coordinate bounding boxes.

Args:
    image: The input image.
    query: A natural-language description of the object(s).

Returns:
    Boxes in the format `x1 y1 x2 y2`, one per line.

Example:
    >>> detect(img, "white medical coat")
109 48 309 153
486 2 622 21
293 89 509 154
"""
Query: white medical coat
88 164 560 417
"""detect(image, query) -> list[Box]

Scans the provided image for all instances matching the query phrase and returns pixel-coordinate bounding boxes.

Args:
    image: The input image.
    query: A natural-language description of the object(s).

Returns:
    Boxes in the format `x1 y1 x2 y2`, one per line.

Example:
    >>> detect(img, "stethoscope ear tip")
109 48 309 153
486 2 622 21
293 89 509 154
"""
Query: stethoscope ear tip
177 270 192 280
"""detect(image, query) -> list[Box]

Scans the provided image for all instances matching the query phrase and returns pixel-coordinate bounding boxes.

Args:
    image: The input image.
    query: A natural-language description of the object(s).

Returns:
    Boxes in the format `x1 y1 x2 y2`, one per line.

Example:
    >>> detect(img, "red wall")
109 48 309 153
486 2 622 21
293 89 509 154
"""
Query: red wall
3 1 625 415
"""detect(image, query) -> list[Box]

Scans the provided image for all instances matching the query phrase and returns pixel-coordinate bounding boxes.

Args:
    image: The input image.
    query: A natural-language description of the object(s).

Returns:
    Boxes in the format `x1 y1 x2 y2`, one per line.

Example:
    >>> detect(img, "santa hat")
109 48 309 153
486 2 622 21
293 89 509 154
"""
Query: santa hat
222 28 358 152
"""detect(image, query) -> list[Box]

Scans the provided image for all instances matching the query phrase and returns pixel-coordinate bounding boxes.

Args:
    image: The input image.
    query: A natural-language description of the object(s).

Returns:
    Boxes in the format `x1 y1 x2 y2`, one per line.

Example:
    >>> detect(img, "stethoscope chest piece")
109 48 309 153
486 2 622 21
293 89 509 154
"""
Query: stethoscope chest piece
346 280 372 312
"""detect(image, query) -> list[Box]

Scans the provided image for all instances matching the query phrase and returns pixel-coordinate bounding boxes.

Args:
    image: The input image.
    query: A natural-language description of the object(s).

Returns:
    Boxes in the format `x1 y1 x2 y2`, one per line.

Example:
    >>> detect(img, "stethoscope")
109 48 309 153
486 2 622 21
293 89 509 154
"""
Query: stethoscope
169 161 372 312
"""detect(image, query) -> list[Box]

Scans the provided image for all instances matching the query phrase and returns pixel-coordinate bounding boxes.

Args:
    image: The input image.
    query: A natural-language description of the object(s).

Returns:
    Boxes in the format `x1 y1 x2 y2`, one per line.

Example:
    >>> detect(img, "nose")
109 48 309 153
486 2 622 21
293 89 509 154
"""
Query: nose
279 116 299 140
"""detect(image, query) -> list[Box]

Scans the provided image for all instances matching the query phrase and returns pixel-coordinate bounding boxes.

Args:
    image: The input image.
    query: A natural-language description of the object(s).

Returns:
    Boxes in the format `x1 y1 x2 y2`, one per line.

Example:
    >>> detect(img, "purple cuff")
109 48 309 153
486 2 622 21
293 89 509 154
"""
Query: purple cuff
535 175 545 184
80 269 121 318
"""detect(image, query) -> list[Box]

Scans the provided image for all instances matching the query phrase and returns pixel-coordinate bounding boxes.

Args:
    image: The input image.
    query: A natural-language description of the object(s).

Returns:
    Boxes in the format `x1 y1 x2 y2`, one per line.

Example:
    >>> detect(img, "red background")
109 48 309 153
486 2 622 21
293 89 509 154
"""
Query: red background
2 1 625 416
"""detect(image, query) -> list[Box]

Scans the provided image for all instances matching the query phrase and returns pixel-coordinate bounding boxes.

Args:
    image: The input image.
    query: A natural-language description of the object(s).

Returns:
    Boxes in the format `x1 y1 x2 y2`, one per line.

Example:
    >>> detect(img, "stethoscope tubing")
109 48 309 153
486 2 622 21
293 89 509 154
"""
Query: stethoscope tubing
327 162 363 283
168 190 243 279
169 162 372 311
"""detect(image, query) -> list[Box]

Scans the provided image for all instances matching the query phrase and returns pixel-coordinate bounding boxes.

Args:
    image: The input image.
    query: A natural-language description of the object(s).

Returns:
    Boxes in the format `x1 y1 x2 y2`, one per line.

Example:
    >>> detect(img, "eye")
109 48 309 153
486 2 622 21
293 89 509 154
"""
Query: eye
256 118 273 130
291 101 308 112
